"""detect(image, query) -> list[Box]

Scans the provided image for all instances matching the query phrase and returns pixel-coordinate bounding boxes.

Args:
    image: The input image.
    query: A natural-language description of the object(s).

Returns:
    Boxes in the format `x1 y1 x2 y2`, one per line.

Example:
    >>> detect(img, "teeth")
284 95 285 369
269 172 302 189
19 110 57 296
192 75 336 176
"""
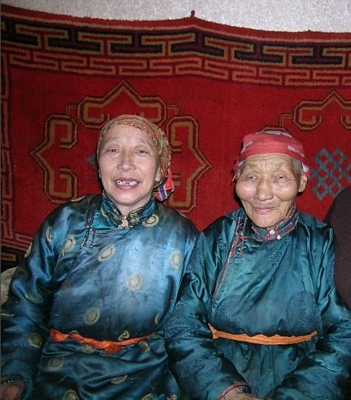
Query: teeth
116 180 137 186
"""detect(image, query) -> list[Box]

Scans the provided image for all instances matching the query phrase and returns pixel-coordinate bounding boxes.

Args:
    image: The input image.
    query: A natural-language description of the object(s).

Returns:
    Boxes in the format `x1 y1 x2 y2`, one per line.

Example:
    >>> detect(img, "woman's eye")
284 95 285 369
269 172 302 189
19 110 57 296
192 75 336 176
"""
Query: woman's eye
239 174 256 181
273 175 291 183
137 148 149 154
247 174 257 180
103 147 121 155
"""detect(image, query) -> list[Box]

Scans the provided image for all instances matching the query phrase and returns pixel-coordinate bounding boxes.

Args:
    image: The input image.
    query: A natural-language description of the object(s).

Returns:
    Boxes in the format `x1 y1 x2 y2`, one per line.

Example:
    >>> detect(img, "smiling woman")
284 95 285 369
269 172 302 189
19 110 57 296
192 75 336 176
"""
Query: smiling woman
235 154 305 227
1 114 199 400
233 131 309 230
164 129 351 400
97 123 163 219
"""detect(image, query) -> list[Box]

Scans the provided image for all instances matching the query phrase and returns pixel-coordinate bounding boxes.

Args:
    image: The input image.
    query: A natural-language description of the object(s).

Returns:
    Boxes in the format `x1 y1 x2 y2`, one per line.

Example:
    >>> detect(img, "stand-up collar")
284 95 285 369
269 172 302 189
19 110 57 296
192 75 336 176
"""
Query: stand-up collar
100 192 156 228
249 206 299 241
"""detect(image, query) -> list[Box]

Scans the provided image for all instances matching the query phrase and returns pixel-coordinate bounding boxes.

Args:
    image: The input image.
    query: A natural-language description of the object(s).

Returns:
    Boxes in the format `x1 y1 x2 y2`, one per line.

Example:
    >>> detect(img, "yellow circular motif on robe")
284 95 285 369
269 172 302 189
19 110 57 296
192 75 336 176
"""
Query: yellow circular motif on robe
111 375 128 384
98 244 116 262
142 214 159 227
46 226 53 243
62 389 79 400
154 313 161 325
141 394 154 400
61 236 76 256
47 357 64 371
60 279 70 293
169 250 184 269
118 330 130 341
82 344 95 353
138 340 150 352
84 307 100 325
126 274 142 292
28 333 42 348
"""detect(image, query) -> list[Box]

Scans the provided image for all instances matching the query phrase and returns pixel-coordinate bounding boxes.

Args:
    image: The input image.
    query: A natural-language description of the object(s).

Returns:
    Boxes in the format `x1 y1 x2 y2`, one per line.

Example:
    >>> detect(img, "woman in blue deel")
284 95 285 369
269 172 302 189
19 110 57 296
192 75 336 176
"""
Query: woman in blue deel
1 115 198 400
165 129 351 400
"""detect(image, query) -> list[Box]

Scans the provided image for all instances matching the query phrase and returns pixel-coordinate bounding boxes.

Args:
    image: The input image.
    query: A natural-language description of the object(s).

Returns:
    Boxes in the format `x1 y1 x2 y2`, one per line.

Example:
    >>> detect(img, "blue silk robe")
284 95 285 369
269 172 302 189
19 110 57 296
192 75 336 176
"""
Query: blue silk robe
165 207 351 399
1 194 198 400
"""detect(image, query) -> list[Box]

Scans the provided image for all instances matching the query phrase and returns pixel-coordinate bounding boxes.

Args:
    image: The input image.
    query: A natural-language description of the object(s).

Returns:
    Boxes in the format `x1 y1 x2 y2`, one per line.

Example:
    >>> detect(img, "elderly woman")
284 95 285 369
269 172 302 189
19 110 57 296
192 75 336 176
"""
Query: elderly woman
1 115 198 400
165 130 351 399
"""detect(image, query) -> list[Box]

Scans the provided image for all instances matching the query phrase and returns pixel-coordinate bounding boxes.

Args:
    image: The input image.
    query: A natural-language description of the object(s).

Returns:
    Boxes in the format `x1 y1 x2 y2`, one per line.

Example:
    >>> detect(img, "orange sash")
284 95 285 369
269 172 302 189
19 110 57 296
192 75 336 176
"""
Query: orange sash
209 324 317 345
51 328 154 354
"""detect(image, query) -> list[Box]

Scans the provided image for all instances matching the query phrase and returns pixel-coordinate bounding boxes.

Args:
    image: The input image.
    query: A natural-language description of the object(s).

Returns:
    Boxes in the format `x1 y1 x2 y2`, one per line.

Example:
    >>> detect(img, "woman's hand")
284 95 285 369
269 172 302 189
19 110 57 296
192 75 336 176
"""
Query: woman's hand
0 381 25 400
223 387 261 400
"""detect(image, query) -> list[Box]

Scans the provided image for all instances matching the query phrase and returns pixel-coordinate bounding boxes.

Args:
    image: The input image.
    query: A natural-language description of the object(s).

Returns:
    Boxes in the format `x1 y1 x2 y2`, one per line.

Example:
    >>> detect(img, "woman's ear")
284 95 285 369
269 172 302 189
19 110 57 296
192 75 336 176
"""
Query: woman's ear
98 170 102 179
298 173 308 193
155 165 162 183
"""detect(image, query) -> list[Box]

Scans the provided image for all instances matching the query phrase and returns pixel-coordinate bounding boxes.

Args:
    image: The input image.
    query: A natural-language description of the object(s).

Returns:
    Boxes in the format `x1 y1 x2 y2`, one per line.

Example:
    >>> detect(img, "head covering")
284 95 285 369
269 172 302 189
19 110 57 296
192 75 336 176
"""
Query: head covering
97 114 174 201
233 129 310 178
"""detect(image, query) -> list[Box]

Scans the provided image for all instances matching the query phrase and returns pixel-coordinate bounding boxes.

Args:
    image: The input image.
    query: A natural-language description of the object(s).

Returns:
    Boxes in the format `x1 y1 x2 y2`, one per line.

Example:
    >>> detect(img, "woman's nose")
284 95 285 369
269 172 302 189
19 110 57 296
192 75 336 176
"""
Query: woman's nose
118 150 134 170
255 178 273 200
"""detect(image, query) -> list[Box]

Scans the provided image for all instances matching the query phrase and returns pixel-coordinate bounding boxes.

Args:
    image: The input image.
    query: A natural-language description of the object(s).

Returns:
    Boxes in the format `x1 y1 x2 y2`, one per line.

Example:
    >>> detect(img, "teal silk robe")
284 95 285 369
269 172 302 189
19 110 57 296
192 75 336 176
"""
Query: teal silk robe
1 194 198 399
165 207 351 399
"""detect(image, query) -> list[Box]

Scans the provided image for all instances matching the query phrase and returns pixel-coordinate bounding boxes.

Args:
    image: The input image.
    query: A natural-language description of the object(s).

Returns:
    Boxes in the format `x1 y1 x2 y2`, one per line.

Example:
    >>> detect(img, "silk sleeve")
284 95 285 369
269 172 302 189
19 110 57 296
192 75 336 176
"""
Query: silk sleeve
0 202 77 397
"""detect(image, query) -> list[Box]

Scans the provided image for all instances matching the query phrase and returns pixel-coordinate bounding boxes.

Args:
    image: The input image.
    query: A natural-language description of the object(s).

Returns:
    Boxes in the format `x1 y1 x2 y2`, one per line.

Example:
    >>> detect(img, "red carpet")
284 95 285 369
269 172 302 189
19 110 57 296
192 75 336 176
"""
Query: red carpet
1 5 351 269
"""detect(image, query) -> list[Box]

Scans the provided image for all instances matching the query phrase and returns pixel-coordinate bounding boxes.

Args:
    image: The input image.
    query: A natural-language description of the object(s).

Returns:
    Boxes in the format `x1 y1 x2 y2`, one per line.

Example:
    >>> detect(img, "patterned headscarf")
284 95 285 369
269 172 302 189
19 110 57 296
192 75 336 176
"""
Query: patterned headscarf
233 129 310 178
97 115 174 201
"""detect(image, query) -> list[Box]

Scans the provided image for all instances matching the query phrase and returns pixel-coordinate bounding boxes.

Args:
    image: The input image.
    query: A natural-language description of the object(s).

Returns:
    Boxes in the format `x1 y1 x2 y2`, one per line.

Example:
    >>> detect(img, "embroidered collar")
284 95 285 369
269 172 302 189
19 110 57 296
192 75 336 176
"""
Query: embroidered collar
249 206 299 241
100 192 156 228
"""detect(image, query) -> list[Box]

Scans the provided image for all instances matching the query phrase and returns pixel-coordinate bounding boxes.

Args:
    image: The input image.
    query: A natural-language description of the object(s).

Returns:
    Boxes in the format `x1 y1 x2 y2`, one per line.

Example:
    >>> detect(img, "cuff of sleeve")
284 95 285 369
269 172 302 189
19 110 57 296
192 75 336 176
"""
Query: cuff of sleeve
216 382 250 399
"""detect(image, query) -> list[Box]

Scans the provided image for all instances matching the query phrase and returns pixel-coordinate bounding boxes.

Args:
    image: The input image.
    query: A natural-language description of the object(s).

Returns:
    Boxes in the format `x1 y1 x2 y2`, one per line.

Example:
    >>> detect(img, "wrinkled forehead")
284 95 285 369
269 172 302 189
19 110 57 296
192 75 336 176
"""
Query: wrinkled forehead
241 153 303 175
243 153 295 165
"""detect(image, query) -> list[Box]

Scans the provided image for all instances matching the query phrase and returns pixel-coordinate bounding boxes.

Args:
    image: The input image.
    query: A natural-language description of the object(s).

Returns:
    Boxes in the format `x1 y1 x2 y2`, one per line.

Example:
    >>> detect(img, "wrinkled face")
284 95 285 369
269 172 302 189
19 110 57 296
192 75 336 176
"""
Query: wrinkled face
235 153 307 229
98 125 162 216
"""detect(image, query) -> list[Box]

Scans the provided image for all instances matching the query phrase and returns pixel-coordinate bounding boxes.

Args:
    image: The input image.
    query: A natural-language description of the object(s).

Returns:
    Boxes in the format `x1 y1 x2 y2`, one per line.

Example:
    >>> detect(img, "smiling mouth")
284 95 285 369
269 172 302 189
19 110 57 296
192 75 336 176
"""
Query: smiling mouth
115 180 138 186
254 207 274 214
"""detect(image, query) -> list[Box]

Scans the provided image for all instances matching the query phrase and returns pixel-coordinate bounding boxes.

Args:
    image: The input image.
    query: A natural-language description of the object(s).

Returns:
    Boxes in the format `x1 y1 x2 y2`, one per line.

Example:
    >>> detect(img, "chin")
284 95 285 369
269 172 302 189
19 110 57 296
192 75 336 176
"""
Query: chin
251 218 277 229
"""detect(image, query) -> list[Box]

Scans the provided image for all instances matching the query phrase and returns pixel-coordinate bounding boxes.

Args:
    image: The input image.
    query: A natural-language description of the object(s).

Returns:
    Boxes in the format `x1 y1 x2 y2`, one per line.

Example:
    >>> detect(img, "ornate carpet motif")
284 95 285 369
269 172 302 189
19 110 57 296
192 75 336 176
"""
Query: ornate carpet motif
1 5 351 269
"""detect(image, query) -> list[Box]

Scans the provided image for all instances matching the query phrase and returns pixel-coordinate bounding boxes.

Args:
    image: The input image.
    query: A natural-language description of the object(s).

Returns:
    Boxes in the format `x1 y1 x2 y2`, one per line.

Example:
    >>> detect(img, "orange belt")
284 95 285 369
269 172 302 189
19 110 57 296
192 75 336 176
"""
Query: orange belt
51 328 154 354
209 324 318 345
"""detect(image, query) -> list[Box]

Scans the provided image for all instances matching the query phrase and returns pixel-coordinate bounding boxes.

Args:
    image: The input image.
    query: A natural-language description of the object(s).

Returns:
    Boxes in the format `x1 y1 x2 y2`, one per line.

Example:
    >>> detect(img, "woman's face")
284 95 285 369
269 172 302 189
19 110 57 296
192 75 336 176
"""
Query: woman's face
98 124 162 216
235 153 307 229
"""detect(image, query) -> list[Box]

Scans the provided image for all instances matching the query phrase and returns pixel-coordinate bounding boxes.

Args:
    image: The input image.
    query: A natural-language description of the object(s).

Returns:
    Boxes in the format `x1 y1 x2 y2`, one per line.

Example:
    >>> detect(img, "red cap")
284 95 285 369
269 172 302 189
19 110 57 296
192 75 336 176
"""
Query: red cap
234 129 310 177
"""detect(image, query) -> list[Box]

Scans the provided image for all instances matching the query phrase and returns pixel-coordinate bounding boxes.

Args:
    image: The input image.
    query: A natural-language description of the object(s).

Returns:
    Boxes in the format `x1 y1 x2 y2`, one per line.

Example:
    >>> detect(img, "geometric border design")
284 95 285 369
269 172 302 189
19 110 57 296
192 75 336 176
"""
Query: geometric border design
2 6 351 87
